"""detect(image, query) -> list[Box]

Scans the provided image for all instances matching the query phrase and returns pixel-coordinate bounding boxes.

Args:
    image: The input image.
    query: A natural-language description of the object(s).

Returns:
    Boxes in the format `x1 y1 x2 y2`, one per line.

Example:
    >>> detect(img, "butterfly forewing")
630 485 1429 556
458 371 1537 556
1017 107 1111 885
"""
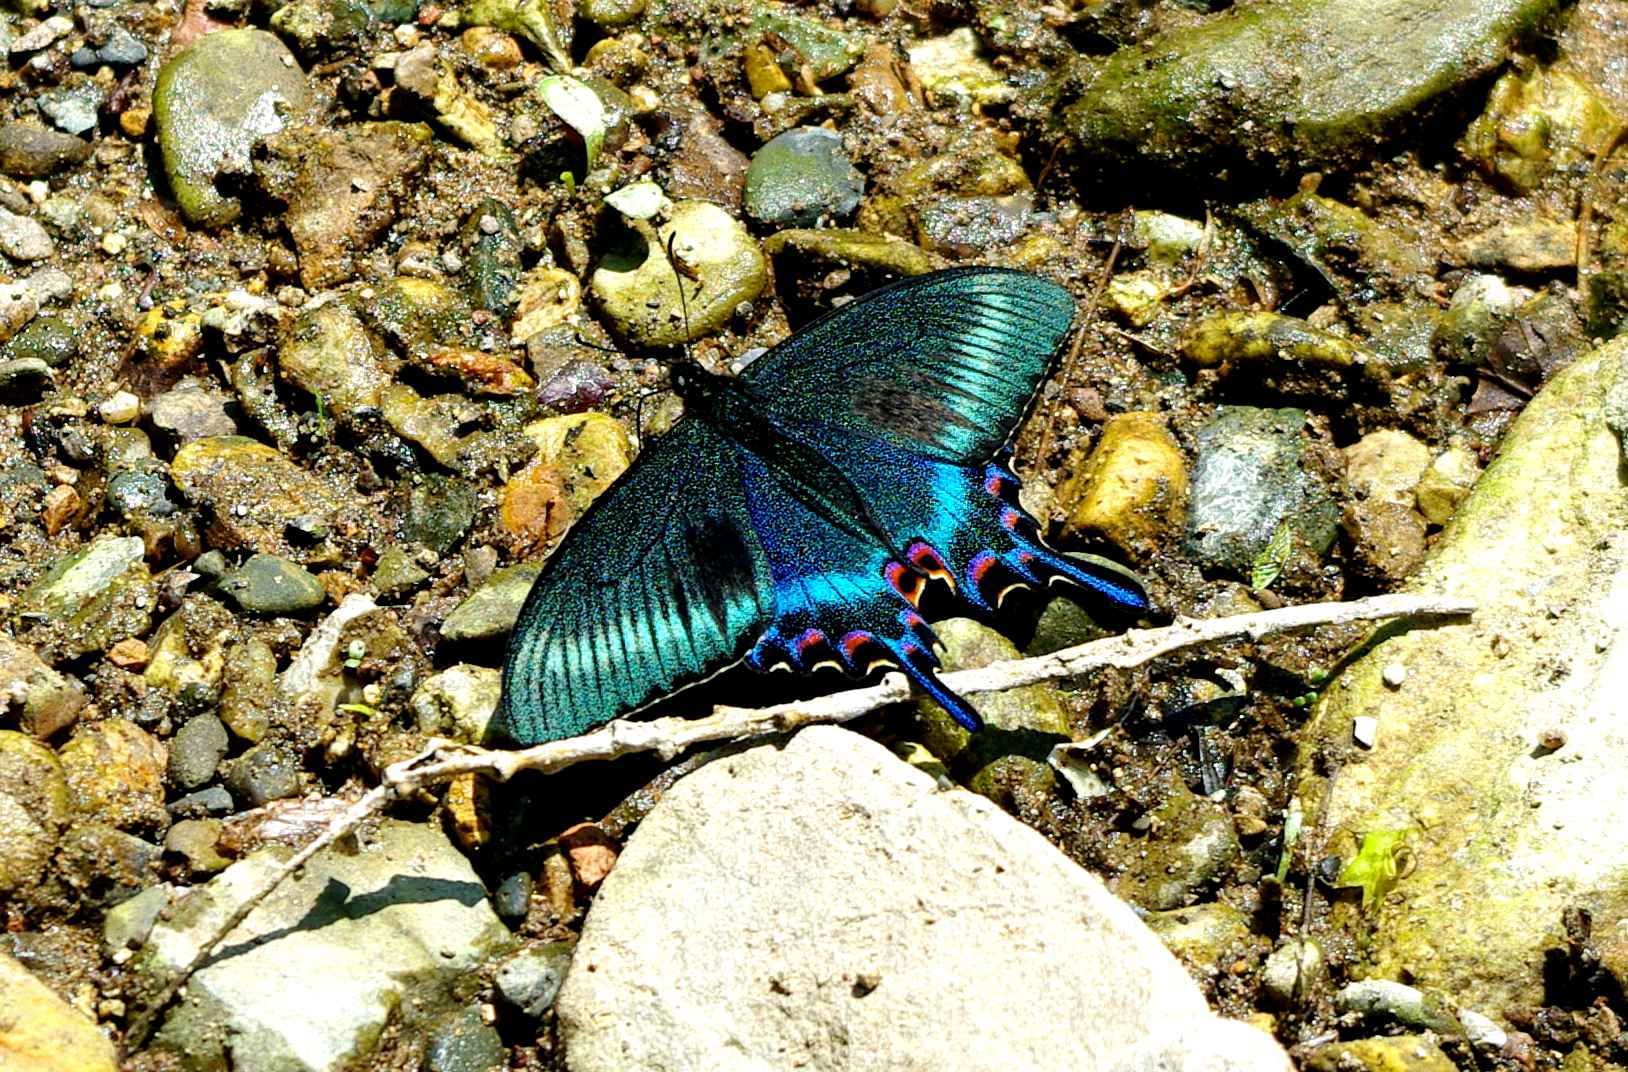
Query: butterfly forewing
740 268 1075 464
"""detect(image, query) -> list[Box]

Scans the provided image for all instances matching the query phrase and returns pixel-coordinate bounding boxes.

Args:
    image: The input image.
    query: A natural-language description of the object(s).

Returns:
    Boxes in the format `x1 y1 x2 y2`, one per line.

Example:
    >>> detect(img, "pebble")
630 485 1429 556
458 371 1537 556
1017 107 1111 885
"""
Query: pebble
9 15 73 53
1260 938 1326 1008
1415 447 1480 526
439 564 542 641
1344 430 1431 506
423 1006 506 1072
396 473 478 555
493 941 574 1020
168 714 230 791
167 785 235 819
148 383 238 443
170 436 351 563
1381 662 1408 688
1352 715 1379 749
224 741 301 806
0 122 92 178
589 200 768 347
218 553 327 615
743 126 865 228
1057 412 1188 557
102 883 172 954
39 84 104 137
58 719 169 834
0 206 55 260
0 730 71 896
163 817 232 876
492 869 533 923
0 636 87 738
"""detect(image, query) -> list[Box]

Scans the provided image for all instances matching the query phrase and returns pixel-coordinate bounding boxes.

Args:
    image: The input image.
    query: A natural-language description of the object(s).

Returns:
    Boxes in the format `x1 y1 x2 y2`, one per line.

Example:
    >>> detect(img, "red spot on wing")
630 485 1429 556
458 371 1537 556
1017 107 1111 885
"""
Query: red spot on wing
796 629 826 654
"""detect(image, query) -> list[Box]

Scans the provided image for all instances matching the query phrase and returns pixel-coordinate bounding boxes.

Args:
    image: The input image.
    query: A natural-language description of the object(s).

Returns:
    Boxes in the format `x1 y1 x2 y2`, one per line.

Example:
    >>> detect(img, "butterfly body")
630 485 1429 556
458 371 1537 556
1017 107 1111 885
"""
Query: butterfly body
498 268 1150 745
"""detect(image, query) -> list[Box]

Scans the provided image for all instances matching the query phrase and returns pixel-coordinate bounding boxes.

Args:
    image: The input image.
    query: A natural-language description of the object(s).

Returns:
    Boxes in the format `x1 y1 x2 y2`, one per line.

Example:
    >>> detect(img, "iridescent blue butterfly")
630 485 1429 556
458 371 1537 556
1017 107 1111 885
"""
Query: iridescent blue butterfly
497 267 1149 744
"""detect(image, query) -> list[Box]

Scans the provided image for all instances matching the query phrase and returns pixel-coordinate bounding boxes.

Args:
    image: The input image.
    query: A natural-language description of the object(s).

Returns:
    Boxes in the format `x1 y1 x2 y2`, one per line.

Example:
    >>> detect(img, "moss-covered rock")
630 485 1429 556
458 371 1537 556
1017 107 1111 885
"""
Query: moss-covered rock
1295 337 1628 1011
153 29 315 228
1050 0 1562 172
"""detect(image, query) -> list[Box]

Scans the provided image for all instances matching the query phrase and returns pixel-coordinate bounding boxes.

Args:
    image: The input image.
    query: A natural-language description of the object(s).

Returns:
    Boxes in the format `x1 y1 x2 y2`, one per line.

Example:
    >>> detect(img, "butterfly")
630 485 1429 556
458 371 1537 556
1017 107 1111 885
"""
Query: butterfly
497 267 1150 745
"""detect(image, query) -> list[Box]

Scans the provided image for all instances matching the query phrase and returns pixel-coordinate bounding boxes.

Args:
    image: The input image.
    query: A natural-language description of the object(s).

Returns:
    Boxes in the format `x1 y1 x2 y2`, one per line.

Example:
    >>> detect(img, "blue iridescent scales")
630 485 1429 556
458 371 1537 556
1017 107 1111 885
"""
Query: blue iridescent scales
497 267 1150 745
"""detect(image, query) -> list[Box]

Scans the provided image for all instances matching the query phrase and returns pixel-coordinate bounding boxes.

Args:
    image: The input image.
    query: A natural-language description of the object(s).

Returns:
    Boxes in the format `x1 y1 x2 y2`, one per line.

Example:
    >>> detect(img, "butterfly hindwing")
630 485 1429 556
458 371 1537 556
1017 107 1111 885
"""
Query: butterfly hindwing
498 420 775 744
739 267 1076 464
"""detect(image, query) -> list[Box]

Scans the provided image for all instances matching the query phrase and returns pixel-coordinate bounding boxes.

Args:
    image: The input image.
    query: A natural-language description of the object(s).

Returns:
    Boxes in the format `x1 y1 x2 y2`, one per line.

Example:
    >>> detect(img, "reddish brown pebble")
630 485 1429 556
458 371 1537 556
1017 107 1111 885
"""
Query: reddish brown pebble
106 637 150 669
41 483 81 537
559 822 619 890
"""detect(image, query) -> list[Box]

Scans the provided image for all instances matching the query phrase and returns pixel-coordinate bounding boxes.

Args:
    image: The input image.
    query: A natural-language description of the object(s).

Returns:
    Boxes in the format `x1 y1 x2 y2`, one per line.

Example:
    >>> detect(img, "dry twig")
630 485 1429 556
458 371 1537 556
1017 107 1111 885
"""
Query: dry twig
125 591 1473 1050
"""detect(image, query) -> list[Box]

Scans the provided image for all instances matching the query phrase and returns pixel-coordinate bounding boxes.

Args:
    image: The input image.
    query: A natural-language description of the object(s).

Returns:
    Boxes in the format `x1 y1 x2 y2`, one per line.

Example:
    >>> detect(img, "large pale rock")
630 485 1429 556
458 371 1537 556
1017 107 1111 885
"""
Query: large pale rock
0 951 118 1072
142 819 511 1072
1296 338 1628 1010
559 725 1290 1072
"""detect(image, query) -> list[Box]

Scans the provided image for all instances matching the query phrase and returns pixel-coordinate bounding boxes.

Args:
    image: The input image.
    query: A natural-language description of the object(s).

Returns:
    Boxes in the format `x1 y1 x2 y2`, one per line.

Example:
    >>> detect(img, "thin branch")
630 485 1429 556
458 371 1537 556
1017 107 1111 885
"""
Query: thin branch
123 591 1472 1052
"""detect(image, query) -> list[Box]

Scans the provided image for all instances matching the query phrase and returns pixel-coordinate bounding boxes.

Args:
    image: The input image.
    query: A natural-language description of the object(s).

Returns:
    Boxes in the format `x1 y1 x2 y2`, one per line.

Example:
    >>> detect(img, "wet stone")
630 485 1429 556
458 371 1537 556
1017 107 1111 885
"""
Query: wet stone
463 198 524 316
218 639 279 743
396 473 478 554
153 29 316 227
0 205 55 261
218 553 327 615
15 535 153 662
148 383 238 444
224 741 301 806
440 564 542 642
590 200 768 347
168 715 230 791
371 546 430 599
39 83 104 137
164 817 232 876
58 719 169 834
1057 412 1188 558
0 315 76 368
0 636 86 738
1053 0 1564 172
492 869 533 923
168 785 235 819
103 884 172 954
744 127 865 228
257 122 433 289
1185 407 1339 579
0 951 119 1072
0 730 70 896
171 436 350 564
494 941 574 1020
0 122 92 178
423 1006 507 1072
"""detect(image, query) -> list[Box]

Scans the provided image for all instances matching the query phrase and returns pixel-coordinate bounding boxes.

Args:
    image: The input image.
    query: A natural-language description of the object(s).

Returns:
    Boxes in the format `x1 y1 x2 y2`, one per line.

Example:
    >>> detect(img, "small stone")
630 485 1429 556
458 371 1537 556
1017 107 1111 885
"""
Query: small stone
1 315 76 368
494 941 574 1020
58 719 169 834
224 741 301 806
1352 715 1379 749
16 536 153 662
168 715 230 791
440 565 543 642
1334 978 1463 1034
107 635 150 667
907 26 1012 106
396 473 478 555
1261 939 1326 1008
743 127 865 228
1381 662 1407 688
423 1006 506 1072
102 884 172 954
40 484 80 538
1057 412 1188 558
148 383 238 443
1344 430 1431 506
0 122 92 179
0 730 71 895
99 390 142 424
164 817 232 876
1536 728 1566 753
0 206 55 260
1303 1036 1455 1072
9 15 73 53
0 638 87 738
1415 447 1480 526
39 84 105 137
1460 1009 1508 1050
153 29 316 227
167 785 234 819
590 200 768 347
371 546 431 599
510 266 582 343
218 554 328 615
460 26 523 69
559 822 617 889
493 870 532 923
410 665 500 742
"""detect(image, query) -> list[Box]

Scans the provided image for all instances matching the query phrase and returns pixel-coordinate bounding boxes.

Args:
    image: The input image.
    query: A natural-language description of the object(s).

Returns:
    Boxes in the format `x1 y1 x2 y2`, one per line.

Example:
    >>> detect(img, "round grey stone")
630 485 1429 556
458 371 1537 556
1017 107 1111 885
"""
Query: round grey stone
744 127 865 228
168 715 229 791
218 554 327 615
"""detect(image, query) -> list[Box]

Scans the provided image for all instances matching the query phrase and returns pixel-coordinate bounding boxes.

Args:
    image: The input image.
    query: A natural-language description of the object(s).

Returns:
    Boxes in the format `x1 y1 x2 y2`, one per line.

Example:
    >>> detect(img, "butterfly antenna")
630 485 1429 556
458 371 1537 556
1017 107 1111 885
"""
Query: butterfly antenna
665 231 698 372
